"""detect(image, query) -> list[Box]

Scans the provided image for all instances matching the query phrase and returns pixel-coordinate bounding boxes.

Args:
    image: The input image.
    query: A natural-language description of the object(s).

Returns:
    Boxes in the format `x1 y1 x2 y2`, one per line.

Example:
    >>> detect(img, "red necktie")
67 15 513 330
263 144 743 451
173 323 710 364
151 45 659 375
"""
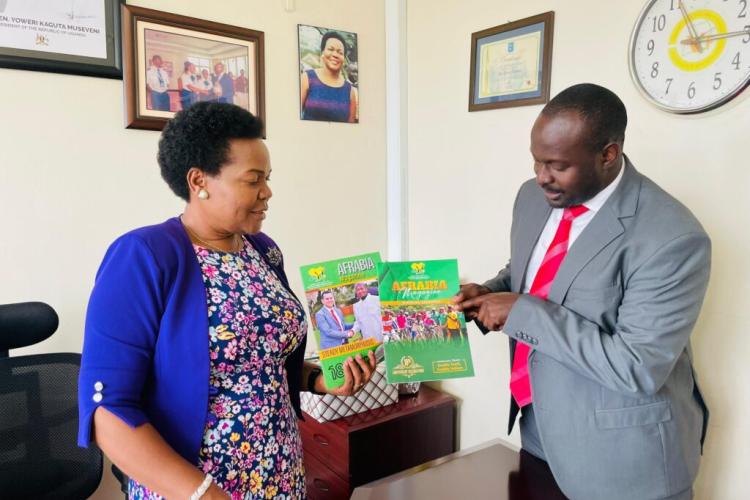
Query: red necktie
329 308 344 331
510 205 589 407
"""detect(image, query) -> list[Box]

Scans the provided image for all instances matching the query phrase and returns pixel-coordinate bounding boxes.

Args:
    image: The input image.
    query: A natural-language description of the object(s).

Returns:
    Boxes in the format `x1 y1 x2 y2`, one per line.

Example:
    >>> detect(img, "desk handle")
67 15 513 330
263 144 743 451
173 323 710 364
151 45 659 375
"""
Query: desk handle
313 478 329 492
313 433 329 446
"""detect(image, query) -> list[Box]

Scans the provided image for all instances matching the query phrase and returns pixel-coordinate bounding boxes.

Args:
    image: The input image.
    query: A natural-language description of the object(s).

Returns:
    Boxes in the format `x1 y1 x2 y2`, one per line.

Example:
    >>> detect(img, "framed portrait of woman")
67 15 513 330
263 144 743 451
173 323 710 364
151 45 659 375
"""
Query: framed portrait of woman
298 24 359 124
122 5 265 131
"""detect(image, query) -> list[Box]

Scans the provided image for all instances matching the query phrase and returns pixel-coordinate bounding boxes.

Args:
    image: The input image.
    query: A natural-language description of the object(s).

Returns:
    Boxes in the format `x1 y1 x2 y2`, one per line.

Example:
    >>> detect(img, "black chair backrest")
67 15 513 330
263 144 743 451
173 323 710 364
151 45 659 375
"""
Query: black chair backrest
0 302 59 357
0 303 102 499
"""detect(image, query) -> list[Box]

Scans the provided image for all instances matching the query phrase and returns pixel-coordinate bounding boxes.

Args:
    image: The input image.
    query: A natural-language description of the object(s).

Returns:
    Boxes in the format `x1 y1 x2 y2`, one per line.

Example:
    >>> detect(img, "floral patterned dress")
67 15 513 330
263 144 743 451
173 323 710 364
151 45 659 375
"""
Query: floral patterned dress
129 237 308 500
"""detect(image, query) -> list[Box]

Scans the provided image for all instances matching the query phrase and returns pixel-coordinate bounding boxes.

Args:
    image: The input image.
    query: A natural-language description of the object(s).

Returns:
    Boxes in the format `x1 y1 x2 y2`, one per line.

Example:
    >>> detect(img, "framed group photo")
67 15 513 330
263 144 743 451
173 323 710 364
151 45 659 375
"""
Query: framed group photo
0 0 123 79
122 5 265 131
469 11 554 111
298 24 359 123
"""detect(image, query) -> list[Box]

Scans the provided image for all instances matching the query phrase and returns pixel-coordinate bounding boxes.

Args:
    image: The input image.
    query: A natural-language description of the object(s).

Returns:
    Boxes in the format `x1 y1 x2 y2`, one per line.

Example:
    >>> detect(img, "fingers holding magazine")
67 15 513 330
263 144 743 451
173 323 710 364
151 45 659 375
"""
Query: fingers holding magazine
325 351 377 396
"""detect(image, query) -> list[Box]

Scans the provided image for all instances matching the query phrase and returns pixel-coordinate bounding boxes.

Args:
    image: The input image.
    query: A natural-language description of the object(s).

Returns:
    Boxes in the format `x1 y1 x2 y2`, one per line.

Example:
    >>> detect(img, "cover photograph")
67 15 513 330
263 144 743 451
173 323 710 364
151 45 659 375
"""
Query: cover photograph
300 252 383 388
378 259 475 383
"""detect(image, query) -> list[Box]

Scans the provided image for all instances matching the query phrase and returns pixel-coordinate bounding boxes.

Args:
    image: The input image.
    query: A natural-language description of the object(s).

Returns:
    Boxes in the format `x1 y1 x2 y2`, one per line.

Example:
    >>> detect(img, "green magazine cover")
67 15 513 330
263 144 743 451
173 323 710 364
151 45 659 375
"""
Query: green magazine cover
378 259 475 383
300 252 383 389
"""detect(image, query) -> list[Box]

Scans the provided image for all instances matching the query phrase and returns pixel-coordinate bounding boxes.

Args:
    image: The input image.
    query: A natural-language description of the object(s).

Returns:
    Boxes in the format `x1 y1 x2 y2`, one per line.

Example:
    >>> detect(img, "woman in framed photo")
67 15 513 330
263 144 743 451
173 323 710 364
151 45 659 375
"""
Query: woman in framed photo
300 31 358 123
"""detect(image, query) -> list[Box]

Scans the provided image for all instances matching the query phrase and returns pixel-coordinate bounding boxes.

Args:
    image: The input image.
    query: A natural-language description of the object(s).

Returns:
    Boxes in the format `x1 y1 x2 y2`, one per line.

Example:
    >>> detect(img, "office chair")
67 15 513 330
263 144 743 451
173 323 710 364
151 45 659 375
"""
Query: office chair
0 302 102 499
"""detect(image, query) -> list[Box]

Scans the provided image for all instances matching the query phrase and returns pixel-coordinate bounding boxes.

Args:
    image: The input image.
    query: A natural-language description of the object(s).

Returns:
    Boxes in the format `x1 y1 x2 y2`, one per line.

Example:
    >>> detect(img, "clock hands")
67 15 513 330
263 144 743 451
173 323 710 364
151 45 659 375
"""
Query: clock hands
680 28 750 45
678 0 703 52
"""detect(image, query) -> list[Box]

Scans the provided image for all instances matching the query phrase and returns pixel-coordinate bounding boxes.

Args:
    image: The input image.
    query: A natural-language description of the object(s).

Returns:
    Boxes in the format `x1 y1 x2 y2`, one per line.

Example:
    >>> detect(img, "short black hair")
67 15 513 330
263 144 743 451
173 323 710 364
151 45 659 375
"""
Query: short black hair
320 31 347 55
157 102 264 201
542 83 627 152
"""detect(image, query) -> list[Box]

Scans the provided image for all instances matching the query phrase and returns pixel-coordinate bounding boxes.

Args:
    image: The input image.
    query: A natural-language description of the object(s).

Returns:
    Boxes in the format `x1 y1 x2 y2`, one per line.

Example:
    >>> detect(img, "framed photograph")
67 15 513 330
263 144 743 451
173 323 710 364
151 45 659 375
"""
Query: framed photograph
0 0 123 79
468 11 554 111
298 24 358 123
122 5 265 131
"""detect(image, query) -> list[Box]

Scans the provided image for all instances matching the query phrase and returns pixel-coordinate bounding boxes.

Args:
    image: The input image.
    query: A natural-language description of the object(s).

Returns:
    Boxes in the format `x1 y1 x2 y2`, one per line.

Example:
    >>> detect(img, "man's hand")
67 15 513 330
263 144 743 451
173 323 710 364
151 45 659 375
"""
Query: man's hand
460 292 522 331
454 283 491 320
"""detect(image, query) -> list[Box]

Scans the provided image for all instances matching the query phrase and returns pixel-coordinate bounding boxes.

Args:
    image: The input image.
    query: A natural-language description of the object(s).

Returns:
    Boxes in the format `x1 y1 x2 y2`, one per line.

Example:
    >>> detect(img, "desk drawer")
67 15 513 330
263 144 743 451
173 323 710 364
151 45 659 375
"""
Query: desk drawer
300 416 349 479
304 447 350 500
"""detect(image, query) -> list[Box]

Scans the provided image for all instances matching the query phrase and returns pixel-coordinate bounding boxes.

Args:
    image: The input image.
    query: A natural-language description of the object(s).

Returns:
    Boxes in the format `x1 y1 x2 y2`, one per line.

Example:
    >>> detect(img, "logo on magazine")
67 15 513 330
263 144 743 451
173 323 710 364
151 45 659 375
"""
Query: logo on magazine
392 355 424 378
308 266 326 281
411 262 425 274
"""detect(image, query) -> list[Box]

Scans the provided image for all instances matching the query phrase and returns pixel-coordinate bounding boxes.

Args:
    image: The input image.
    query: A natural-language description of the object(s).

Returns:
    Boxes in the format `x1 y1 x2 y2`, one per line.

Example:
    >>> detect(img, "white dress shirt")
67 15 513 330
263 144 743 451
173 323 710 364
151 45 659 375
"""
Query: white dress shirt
522 165 625 293
146 66 169 93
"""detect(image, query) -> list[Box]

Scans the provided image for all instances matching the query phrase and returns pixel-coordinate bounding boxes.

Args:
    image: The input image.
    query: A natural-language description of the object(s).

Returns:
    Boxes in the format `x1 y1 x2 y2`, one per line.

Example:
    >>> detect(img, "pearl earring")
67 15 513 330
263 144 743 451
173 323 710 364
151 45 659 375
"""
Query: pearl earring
198 189 209 200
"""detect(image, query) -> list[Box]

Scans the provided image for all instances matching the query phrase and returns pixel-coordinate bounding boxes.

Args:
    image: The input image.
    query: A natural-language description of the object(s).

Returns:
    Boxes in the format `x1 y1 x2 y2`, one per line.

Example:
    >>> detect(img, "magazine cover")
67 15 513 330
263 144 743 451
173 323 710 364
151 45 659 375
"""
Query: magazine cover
300 252 383 388
378 259 475 383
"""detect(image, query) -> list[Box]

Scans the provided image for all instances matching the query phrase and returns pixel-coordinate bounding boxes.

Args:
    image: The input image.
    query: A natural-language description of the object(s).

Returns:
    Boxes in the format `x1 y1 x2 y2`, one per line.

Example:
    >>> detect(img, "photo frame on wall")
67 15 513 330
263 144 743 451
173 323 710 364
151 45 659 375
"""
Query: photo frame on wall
469 11 554 111
298 24 359 123
0 0 123 79
122 5 265 131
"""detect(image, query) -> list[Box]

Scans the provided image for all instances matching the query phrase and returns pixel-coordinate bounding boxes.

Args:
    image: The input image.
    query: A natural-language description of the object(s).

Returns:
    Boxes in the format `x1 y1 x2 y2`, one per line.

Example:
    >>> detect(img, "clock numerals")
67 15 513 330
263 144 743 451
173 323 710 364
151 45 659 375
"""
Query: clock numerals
652 14 667 32
631 0 750 112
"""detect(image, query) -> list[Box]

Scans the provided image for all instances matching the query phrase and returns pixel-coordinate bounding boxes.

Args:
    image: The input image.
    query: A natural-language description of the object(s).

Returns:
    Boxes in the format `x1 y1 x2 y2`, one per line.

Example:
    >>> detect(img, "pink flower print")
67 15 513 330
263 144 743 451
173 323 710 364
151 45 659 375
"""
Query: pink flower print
223 341 238 360
203 264 218 279
217 419 234 435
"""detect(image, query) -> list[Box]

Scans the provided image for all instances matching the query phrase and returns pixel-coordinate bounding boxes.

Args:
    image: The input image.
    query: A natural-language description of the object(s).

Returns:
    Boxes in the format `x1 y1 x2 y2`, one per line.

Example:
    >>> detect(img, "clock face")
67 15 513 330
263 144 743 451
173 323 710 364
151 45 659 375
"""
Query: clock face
629 0 750 113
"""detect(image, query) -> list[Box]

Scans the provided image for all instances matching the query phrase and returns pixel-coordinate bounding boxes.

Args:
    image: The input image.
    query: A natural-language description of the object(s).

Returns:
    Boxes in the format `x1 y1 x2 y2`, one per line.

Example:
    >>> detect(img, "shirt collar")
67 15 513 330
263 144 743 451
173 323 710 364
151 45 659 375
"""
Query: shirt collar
581 162 625 213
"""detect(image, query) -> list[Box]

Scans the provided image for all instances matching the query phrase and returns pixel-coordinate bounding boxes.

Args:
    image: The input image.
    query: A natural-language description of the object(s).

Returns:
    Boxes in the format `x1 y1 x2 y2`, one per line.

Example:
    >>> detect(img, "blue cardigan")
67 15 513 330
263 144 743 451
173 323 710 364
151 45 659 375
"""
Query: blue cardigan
77 217 307 463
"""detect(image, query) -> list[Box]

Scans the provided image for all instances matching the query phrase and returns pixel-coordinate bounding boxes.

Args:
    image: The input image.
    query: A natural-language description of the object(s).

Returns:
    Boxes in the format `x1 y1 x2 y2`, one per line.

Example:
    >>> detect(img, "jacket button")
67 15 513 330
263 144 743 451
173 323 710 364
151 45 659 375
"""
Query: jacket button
94 381 104 391
92 392 103 403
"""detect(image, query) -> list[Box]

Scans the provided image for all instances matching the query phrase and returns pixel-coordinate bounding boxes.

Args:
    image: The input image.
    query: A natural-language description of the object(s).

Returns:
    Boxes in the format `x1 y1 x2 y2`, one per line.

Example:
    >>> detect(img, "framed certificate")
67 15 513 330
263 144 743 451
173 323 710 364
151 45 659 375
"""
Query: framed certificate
0 0 123 79
468 11 554 111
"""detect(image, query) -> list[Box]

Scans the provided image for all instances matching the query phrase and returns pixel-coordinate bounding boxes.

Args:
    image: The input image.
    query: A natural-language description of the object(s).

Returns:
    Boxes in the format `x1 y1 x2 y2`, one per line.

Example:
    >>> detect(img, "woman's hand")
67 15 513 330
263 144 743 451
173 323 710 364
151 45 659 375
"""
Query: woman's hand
203 482 231 500
319 351 377 397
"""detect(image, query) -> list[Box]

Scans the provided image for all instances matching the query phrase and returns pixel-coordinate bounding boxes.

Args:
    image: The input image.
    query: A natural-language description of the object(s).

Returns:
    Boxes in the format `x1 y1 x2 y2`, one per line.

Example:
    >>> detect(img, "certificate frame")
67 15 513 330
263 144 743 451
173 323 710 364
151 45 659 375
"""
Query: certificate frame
468 11 554 112
0 0 123 79
122 4 265 131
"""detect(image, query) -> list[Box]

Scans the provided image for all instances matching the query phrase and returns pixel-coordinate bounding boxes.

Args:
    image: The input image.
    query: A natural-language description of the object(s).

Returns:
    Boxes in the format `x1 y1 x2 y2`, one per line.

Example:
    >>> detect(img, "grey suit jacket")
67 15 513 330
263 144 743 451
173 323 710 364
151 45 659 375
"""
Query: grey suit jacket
484 159 710 500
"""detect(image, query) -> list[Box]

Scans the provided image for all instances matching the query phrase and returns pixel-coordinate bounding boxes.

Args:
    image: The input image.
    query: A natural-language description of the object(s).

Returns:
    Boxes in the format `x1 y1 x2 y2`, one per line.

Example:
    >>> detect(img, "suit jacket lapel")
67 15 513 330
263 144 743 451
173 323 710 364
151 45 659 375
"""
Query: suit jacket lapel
511 192 551 293
546 159 641 304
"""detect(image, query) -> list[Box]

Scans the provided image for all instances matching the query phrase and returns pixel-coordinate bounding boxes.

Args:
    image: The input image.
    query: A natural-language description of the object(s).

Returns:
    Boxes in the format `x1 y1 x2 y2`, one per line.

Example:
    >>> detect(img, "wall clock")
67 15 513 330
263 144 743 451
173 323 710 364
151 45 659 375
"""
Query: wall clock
629 0 750 113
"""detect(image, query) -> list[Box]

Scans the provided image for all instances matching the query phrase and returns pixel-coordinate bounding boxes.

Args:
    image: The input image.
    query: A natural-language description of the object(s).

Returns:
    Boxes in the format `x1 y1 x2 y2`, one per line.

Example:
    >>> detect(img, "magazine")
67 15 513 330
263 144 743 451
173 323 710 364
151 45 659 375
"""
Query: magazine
299 252 383 389
378 259 475 383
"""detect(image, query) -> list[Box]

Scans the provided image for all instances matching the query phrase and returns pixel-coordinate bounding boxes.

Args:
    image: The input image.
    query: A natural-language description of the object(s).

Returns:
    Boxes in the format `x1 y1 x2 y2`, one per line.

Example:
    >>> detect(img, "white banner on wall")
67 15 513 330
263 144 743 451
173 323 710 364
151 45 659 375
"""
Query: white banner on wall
0 0 107 58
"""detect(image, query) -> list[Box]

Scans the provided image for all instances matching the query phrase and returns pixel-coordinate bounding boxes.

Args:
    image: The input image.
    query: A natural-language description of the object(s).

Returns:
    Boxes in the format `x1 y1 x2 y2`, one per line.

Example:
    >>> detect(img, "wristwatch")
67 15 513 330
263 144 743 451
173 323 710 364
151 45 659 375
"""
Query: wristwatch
307 367 325 395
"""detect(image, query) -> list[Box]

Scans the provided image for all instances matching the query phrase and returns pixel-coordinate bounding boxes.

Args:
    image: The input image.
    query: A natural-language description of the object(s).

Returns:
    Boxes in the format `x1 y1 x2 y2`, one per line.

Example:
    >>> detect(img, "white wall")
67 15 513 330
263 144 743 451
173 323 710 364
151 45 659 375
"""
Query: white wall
0 1 386 498
407 1 750 499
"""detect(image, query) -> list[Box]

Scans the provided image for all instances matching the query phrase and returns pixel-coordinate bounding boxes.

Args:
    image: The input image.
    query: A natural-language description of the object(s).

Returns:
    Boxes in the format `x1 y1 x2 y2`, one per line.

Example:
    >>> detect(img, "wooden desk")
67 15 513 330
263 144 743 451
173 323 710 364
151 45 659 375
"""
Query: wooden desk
300 386 456 499
351 439 568 500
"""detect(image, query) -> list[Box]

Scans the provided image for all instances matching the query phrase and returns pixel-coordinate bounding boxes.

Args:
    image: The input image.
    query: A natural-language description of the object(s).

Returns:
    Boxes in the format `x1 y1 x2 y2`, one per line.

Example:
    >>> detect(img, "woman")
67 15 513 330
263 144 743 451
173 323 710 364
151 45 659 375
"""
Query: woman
78 102 376 499
300 31 359 123
179 61 202 111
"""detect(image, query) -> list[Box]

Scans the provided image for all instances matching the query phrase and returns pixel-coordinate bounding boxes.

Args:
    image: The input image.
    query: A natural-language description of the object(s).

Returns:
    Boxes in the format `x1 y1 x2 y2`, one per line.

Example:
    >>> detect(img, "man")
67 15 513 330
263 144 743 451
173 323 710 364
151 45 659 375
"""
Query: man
315 290 353 350
199 69 215 102
444 306 462 341
234 69 250 108
145 55 170 111
456 84 710 500
212 62 235 105
352 283 383 342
